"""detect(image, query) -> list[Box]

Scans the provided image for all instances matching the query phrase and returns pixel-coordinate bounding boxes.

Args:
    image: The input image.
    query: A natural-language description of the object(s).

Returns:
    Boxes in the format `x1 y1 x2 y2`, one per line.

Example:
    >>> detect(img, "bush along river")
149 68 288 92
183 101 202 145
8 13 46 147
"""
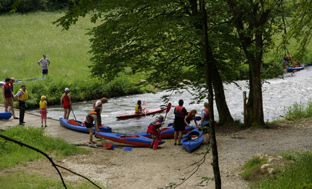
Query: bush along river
29 66 312 134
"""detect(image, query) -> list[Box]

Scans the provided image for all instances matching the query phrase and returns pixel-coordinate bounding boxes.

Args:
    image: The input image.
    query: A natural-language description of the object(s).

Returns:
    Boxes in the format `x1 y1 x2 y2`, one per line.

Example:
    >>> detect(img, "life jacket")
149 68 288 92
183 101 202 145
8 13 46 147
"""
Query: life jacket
3 83 13 98
150 119 161 127
135 104 141 113
39 100 47 109
86 110 97 122
203 108 209 121
187 112 196 120
17 89 28 101
174 106 185 118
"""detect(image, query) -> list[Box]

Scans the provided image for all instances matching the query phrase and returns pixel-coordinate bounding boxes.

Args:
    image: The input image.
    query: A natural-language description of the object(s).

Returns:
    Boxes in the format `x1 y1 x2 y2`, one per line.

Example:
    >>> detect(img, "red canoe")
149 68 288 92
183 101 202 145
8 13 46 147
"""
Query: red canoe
116 108 165 119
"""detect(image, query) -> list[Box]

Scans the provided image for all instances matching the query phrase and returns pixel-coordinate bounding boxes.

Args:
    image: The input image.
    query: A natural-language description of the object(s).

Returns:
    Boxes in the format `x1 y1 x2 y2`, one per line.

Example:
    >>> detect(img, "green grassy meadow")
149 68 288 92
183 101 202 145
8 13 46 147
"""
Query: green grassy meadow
0 12 153 108
0 12 95 79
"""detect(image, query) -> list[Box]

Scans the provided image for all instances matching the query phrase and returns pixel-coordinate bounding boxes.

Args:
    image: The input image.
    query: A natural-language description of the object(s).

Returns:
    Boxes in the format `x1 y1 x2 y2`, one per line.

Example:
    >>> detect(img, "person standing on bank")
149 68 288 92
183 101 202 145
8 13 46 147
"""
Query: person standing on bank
60 88 71 119
38 54 50 76
93 97 108 127
9 77 18 119
39 96 48 128
173 99 188 145
14 85 28 125
200 102 210 145
2 78 18 119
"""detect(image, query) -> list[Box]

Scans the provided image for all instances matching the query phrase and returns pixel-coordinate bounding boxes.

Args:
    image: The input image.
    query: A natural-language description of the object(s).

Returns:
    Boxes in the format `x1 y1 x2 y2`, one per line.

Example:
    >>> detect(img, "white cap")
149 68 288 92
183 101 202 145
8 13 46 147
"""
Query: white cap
65 87 69 92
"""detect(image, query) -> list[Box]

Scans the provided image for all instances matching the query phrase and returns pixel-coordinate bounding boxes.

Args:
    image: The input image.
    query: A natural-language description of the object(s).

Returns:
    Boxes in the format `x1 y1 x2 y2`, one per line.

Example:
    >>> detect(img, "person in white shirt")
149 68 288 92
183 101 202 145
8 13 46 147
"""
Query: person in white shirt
38 54 51 75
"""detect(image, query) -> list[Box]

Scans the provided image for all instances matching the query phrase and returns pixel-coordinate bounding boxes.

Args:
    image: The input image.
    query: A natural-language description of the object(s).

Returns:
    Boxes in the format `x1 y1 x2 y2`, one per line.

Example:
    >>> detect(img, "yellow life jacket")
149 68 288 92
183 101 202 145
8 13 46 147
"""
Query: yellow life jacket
39 100 47 109
135 104 141 113
17 89 28 101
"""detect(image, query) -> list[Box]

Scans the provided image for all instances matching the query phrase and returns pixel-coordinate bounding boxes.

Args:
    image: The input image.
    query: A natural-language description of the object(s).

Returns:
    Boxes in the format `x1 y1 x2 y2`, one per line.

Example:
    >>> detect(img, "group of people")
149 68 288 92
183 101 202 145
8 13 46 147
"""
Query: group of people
2 77 28 125
283 56 301 68
146 99 212 147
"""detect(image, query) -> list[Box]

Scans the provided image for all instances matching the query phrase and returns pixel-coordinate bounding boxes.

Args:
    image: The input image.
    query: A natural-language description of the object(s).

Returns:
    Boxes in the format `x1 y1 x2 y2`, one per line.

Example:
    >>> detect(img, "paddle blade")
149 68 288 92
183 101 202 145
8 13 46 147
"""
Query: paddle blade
153 139 159 150
166 103 171 114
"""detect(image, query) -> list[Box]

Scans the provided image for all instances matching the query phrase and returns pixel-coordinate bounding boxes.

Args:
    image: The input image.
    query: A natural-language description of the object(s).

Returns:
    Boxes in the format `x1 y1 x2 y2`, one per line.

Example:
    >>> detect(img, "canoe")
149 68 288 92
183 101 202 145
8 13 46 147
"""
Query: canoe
287 66 304 72
181 128 203 153
134 126 194 139
0 112 12 119
116 108 166 119
59 118 112 133
95 131 165 146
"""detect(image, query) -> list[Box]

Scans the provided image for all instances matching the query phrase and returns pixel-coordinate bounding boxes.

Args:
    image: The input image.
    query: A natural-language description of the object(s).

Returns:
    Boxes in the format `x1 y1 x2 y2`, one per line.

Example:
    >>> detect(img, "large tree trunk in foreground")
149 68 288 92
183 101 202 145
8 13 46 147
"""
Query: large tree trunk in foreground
201 0 221 188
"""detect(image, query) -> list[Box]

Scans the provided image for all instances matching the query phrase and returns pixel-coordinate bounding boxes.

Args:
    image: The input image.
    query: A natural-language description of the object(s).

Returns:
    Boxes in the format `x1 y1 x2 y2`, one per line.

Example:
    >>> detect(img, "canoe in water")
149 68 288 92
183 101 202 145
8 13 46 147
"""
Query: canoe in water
287 66 304 72
59 118 112 133
116 108 165 119
95 131 165 147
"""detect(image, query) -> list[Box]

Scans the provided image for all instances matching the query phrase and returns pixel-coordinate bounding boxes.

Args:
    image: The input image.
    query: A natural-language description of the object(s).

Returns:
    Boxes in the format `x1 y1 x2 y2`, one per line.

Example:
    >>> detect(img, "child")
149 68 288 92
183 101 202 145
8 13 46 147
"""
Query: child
135 100 143 113
147 115 164 148
184 109 198 129
39 96 48 128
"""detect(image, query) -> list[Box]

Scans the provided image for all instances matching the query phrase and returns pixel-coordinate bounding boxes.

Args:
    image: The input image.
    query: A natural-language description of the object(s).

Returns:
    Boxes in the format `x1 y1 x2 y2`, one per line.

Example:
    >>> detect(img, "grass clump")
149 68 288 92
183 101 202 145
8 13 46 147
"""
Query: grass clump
241 156 267 181
251 151 312 189
0 171 101 189
284 101 312 120
0 126 88 169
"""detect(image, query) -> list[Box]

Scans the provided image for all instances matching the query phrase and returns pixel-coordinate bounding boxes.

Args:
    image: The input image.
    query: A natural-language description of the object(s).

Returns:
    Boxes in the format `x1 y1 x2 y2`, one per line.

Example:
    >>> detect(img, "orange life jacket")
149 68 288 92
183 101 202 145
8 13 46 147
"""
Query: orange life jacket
86 110 97 122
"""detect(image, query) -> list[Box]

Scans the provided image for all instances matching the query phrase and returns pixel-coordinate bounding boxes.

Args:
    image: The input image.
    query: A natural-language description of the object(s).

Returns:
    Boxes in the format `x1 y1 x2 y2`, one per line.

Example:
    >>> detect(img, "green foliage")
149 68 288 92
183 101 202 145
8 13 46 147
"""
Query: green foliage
253 152 312 189
0 0 73 13
241 156 267 179
0 126 87 169
283 101 312 120
0 171 101 189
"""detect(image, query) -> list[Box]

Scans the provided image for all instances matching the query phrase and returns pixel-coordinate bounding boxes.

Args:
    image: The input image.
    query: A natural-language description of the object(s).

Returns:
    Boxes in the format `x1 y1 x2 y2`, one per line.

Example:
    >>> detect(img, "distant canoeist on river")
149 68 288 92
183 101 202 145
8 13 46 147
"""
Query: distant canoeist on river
135 100 143 114
60 88 71 119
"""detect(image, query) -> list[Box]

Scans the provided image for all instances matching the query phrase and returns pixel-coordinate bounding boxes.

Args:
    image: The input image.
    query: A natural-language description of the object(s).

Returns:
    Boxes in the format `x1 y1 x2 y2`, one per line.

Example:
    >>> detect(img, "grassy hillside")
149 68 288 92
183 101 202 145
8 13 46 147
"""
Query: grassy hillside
0 12 95 80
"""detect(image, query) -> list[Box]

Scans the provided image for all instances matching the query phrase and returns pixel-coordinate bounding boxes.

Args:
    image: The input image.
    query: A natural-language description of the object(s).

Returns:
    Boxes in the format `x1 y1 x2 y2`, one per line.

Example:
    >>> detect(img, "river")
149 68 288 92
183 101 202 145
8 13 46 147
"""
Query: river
29 66 312 134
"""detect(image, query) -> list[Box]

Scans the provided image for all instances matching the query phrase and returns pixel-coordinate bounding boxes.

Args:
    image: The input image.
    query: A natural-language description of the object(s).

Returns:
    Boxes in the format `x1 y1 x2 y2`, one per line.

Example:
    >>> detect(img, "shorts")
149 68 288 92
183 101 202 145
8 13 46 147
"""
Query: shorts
40 108 47 119
42 69 48 75
85 121 92 128
173 119 185 132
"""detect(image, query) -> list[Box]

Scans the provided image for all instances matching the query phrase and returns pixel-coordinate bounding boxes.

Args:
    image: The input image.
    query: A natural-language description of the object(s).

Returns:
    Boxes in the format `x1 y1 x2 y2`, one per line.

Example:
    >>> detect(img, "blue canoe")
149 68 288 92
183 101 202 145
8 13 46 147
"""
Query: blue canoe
181 128 203 153
287 66 304 72
59 118 112 133
134 126 194 139
0 112 12 119
95 131 165 147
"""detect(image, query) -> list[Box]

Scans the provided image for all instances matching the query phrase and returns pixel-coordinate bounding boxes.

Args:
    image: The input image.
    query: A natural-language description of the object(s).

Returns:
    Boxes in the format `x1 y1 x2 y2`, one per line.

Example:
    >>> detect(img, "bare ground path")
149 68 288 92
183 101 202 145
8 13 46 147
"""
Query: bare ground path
1 105 312 188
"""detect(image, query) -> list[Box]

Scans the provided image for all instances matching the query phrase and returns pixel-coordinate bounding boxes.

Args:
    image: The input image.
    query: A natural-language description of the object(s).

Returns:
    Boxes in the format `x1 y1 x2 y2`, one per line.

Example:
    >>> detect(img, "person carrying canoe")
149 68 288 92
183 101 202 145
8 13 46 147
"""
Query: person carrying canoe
93 97 108 127
135 100 143 114
173 99 188 145
147 115 164 148
184 109 198 129
200 102 210 145
84 107 101 145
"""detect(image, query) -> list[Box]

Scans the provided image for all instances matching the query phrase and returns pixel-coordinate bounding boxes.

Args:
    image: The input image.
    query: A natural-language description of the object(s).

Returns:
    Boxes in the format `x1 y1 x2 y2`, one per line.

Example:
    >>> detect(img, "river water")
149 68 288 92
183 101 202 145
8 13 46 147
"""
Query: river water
29 66 312 134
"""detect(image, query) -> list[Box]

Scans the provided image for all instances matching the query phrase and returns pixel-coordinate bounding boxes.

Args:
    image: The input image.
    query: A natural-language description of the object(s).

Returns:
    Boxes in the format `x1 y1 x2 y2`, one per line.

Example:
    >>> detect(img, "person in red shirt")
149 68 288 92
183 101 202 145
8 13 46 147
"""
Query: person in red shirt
60 88 71 119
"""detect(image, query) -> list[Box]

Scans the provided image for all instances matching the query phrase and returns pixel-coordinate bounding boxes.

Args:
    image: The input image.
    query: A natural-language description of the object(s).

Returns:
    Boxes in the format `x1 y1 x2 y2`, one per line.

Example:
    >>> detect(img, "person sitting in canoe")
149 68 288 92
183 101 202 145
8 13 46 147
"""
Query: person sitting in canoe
184 109 199 129
135 100 143 114
84 107 101 145
294 59 301 67
146 115 164 148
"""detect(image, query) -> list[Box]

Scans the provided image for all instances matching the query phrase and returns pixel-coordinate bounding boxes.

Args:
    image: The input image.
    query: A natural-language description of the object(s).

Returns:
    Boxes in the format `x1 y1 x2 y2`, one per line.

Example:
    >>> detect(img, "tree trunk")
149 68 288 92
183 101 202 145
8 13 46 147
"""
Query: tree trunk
211 62 234 125
189 0 234 126
201 0 221 188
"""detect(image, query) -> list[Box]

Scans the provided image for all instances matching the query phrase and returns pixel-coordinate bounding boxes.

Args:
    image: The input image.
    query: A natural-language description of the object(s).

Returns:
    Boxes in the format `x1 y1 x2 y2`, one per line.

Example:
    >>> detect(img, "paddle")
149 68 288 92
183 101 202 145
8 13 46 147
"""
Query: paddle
153 103 171 150
71 108 77 120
